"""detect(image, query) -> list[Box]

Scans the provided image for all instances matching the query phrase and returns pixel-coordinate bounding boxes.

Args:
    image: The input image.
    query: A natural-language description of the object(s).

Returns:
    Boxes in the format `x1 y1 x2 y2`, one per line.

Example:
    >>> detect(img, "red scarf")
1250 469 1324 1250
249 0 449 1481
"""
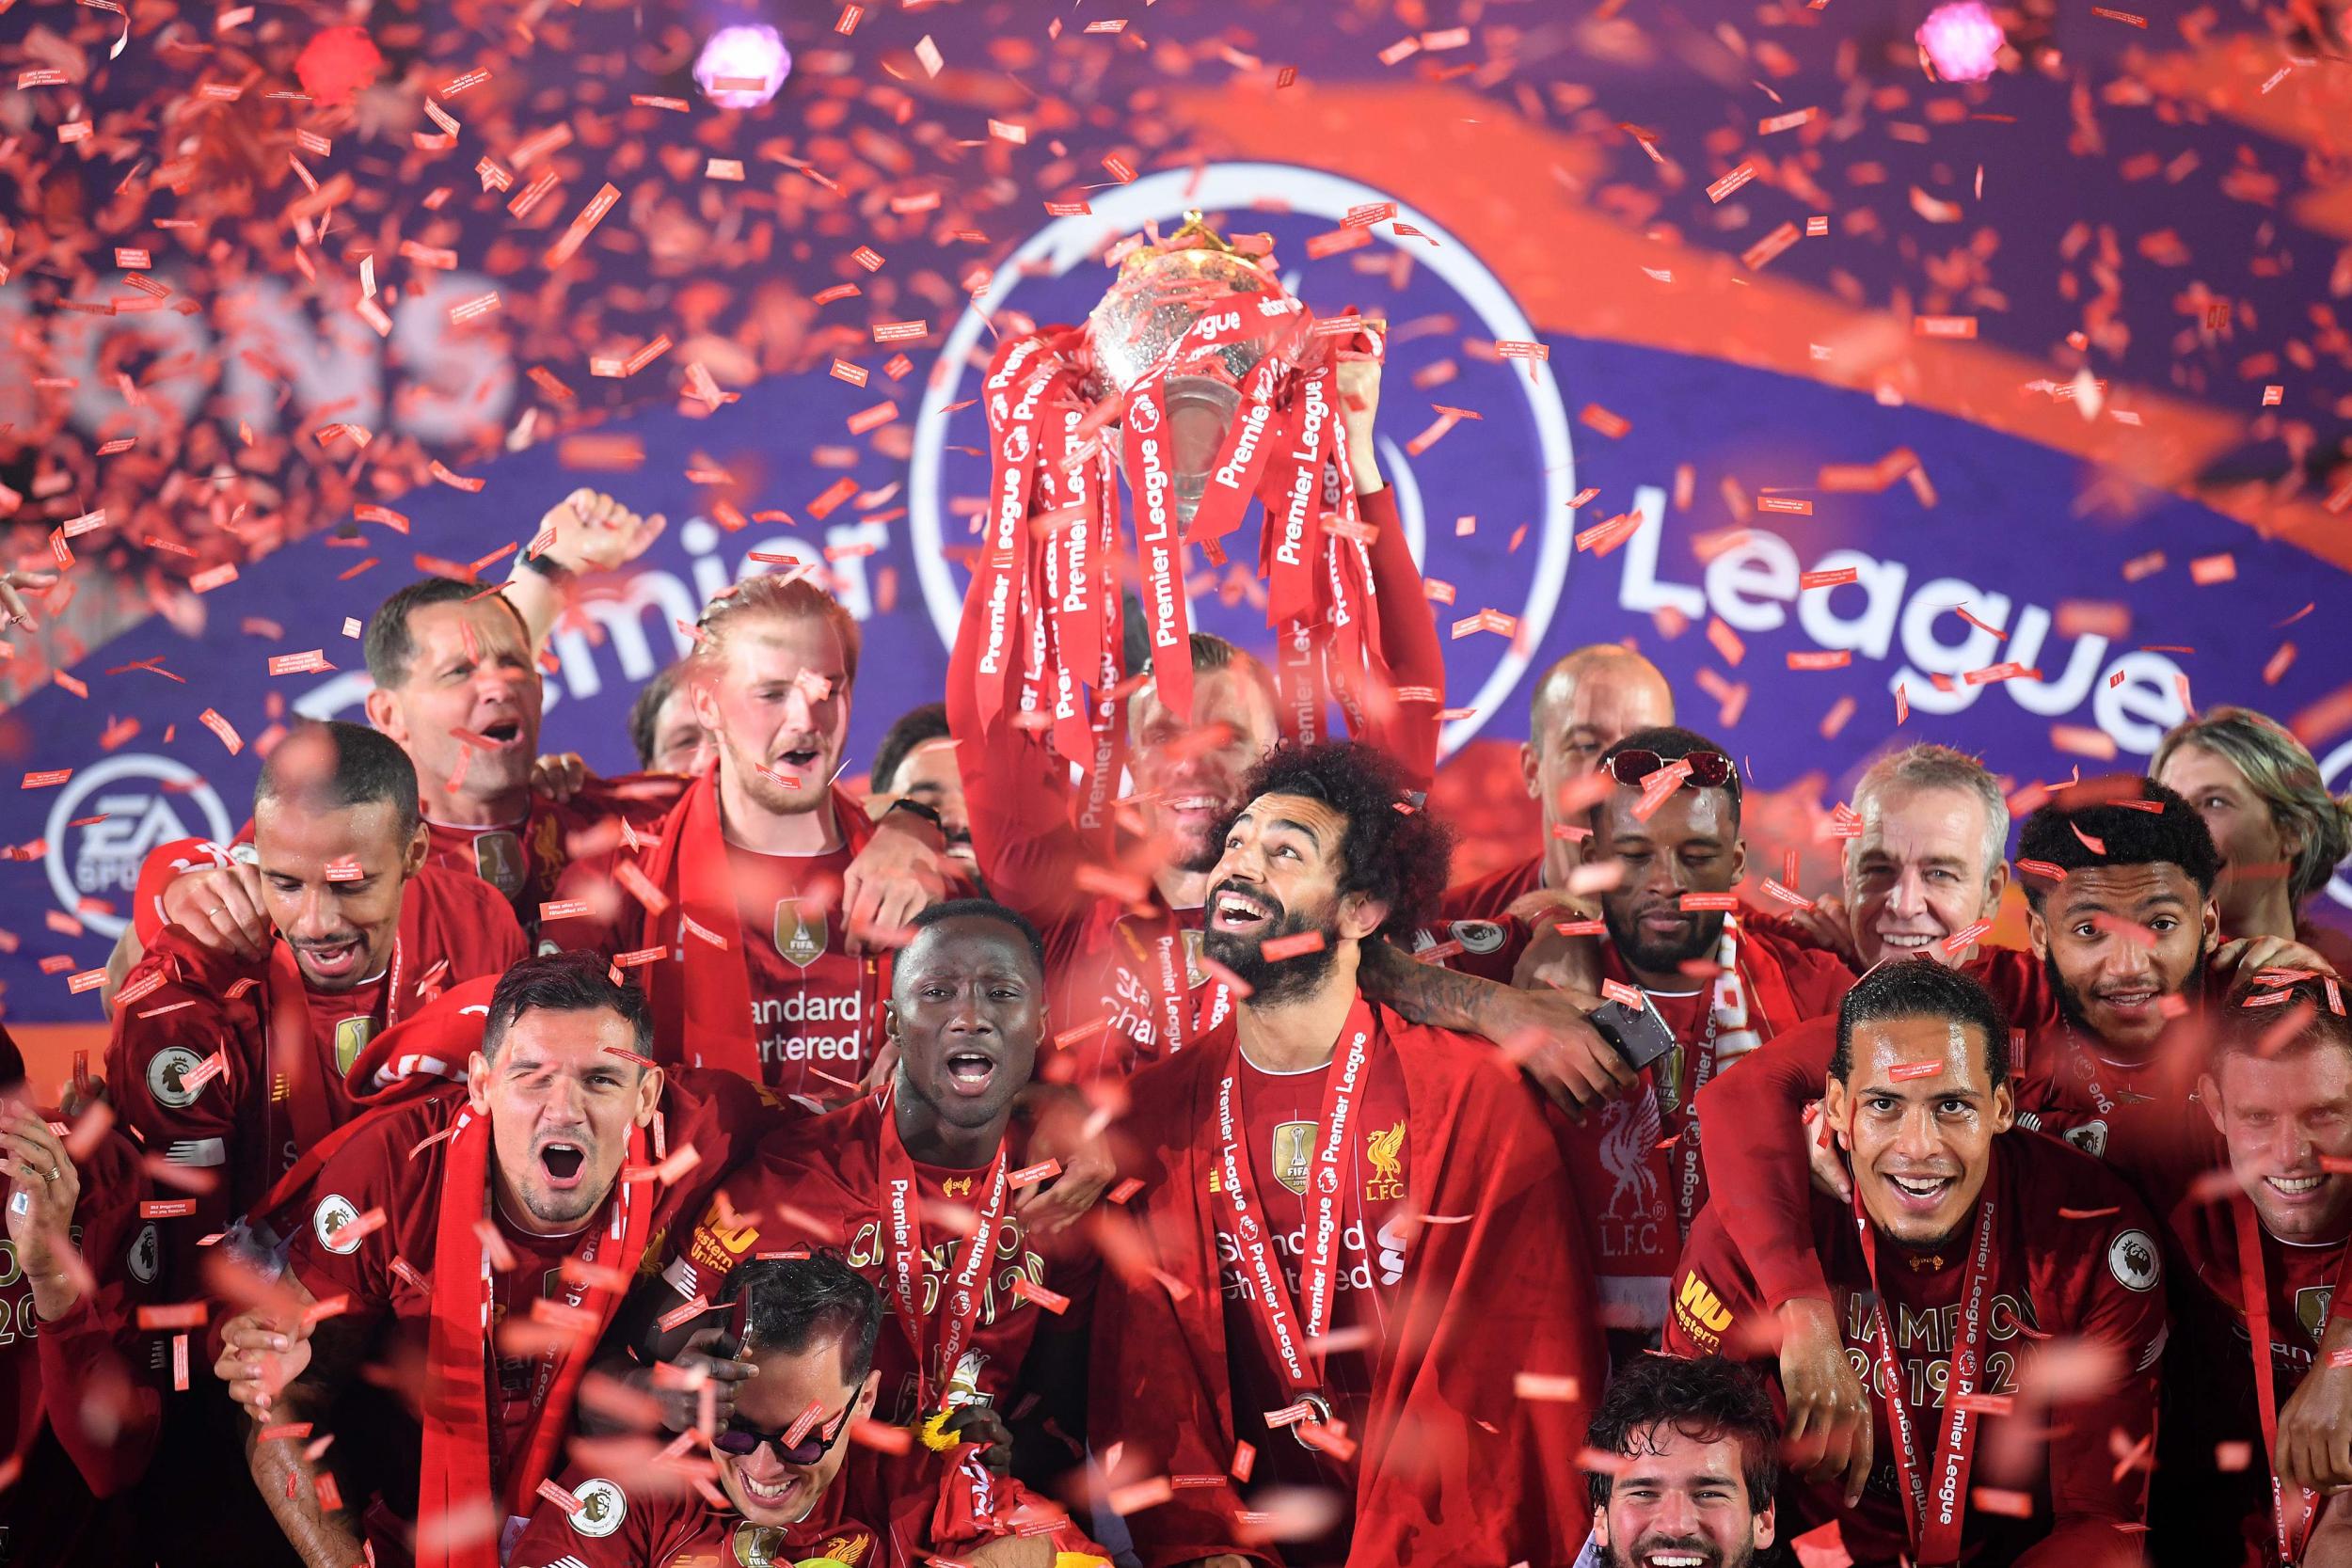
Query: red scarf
641 768 885 1083
419 1109 651 1568
1091 998 1603 1566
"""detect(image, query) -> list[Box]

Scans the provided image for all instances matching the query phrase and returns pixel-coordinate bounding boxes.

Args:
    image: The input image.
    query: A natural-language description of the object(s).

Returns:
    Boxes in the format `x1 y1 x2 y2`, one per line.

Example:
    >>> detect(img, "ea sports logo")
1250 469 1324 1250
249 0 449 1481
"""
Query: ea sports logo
1126 396 1162 436
46 753 233 940
909 161 1576 762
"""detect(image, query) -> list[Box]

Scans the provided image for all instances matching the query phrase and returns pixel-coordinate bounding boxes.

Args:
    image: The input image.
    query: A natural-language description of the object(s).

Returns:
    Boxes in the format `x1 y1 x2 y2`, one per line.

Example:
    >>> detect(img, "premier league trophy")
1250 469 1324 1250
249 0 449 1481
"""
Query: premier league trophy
1082 215 1302 528
975 213 1379 739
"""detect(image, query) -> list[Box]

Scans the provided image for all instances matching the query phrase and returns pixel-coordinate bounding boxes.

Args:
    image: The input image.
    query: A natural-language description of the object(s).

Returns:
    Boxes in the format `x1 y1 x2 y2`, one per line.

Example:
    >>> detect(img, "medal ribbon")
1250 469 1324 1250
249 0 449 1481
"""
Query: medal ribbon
1675 917 1751 1235
875 1089 1012 1412
2233 1196 2321 1565
1214 997 1376 1392
1121 373 1194 720
1851 1174 1998 1568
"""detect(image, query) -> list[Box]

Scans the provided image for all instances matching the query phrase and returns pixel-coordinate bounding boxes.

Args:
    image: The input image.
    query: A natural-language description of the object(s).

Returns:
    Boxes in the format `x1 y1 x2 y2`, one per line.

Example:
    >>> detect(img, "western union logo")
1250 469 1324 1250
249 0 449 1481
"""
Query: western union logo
1678 1271 1732 1333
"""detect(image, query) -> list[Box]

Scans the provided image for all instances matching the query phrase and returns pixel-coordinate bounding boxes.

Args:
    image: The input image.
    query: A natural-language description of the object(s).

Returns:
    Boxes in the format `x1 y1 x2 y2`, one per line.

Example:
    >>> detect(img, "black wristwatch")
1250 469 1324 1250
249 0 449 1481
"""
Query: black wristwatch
517 550 573 584
883 797 944 831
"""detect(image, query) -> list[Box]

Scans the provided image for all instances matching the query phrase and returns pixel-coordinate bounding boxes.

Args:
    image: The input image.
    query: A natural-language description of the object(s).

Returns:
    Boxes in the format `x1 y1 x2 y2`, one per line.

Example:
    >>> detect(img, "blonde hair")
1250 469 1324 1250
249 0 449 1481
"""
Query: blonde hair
2153 705 2352 905
692 573 861 689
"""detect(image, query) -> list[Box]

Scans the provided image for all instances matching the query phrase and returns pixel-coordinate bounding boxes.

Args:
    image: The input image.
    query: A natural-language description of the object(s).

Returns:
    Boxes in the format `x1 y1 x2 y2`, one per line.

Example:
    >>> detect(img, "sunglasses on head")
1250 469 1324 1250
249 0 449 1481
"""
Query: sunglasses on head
1603 749 1737 790
712 1401 855 1467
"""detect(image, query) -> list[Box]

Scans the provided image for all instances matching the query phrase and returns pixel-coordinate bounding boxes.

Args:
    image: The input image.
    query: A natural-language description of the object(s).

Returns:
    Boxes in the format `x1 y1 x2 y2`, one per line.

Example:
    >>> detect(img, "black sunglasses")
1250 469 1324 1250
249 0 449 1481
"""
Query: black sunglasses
1604 748 1737 790
713 1401 855 1467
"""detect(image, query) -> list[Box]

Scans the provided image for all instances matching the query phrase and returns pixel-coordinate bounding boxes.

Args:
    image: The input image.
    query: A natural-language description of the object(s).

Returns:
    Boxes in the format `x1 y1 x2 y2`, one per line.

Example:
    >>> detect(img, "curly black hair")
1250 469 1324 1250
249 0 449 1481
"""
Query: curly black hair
1217 740 1453 940
870 702 951 796
1585 1354 1781 1513
2014 775 2221 910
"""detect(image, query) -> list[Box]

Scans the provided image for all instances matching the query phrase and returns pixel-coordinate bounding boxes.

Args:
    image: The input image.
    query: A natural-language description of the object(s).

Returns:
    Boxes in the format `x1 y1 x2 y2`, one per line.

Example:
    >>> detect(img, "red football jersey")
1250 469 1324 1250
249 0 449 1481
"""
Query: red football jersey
658 1093 1089 1427
544 777 902 1104
107 861 526 1293
2154 1196 2346 1567
725 841 871 1096
274 1072 769 1542
1091 998 1606 1568
1667 1131 2167 1565
1545 921 1851 1328
0 1116 160 1567
281 1097 617 1520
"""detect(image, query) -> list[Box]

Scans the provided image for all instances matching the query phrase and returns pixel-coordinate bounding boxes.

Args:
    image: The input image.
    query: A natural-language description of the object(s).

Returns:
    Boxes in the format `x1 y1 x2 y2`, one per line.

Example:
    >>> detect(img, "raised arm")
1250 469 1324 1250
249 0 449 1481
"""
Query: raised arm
1338 361 1444 797
501 489 668 656
944 556 1098 929
245 1314 371 1568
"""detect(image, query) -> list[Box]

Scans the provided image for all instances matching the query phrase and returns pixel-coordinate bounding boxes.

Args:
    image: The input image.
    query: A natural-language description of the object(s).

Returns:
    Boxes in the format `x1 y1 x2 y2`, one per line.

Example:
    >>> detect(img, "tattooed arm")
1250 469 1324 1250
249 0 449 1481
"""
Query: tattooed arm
1358 939 1637 1112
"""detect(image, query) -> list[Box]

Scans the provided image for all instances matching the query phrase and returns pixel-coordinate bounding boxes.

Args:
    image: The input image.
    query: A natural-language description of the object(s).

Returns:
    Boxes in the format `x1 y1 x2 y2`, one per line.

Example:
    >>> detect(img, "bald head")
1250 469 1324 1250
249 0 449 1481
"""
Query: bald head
1528 645 1674 778
1521 644 1677 870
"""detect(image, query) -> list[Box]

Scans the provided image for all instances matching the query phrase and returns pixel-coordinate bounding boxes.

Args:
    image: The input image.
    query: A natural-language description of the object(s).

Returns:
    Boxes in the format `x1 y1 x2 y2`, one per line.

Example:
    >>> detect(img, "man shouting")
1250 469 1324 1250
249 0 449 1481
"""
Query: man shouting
609 899 1096 1543
215 954 778 1568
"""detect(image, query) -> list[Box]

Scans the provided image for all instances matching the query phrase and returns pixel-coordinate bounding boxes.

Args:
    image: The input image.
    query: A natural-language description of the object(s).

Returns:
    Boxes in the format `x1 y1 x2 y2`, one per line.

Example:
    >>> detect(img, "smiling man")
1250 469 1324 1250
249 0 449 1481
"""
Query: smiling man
606 899 1095 1551
1092 740 1603 1568
2156 978 2352 1567
213 953 780 1568
1698 775 2352 1520
107 721 524 1294
1579 1354 1779 1568
1666 960 2167 1567
522 1256 1106 1568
